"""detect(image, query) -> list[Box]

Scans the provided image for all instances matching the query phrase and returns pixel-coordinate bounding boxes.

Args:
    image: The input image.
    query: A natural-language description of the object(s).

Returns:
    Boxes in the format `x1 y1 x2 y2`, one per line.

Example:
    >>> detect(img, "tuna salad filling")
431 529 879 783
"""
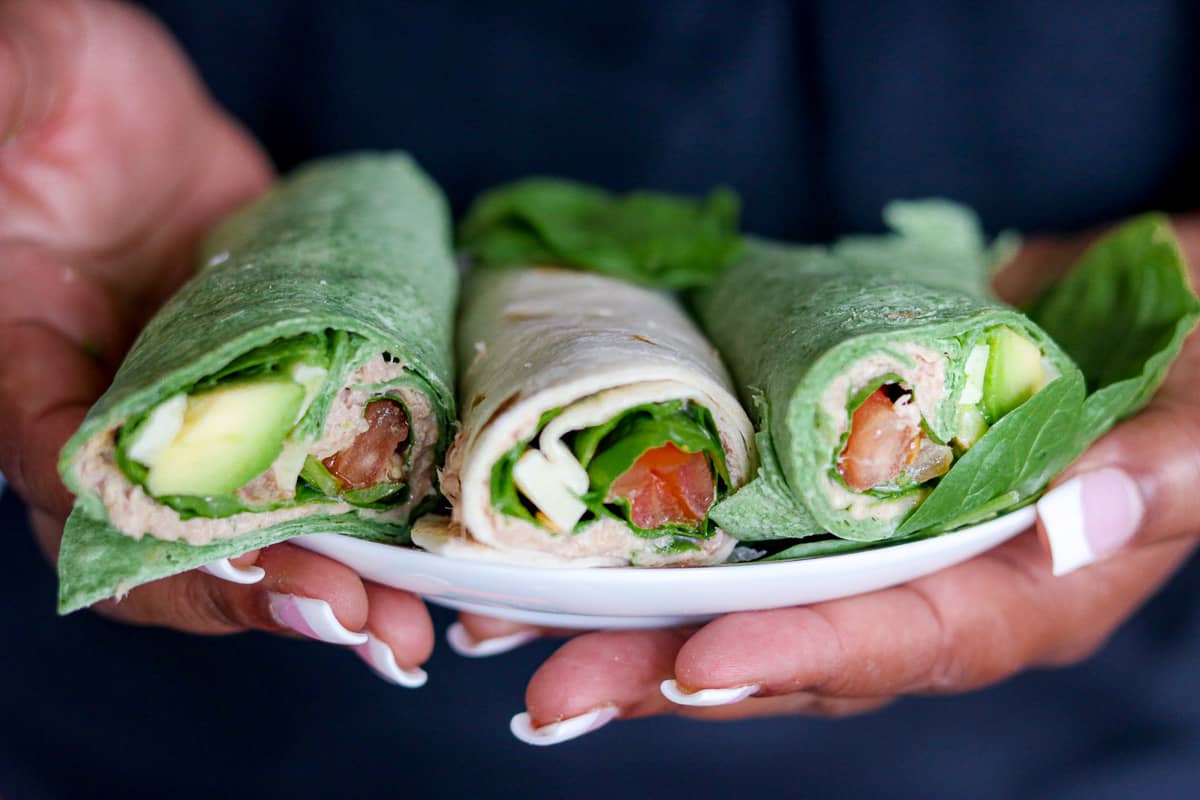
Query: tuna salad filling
488 399 729 557
826 326 1057 516
74 331 440 543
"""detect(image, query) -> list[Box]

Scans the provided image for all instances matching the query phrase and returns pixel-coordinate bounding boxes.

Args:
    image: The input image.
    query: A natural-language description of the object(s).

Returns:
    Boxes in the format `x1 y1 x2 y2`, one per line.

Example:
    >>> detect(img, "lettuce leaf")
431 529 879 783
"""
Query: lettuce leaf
489 401 727 540
459 178 742 289
895 370 1086 535
1026 213 1200 431
577 402 727 491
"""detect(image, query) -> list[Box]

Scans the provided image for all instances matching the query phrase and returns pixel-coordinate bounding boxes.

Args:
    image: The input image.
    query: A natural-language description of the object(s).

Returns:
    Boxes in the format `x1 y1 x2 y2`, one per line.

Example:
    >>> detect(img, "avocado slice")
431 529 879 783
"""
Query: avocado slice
146 378 305 497
981 327 1046 423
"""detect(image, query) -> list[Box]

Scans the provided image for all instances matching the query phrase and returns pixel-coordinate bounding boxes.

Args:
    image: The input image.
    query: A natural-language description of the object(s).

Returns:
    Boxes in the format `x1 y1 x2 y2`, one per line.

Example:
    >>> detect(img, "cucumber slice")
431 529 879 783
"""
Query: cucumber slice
982 327 1046 423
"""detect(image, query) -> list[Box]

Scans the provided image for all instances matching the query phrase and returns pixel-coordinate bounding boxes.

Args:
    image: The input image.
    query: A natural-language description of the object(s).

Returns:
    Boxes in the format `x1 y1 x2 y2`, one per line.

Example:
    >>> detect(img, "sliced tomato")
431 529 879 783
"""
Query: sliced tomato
323 400 410 490
837 388 921 492
609 443 715 529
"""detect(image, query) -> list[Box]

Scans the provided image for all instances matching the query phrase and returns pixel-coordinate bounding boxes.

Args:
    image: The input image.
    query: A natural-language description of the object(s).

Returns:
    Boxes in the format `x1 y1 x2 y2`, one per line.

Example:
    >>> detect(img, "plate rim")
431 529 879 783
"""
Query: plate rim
299 505 1037 584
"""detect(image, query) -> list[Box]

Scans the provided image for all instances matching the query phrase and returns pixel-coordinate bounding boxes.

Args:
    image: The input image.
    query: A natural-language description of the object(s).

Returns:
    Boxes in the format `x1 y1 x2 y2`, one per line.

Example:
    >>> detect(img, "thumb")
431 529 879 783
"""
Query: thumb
0 0 77 141
1037 398 1200 575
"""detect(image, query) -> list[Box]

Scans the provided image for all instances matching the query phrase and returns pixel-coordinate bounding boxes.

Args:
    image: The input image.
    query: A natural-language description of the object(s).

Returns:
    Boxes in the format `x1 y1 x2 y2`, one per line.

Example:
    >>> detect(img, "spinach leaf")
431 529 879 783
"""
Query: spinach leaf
488 401 727 537
193 330 336 391
1026 213 1200 432
896 370 1086 535
157 481 329 520
489 440 538 524
580 403 726 497
300 455 408 509
765 535 913 561
459 178 742 289
343 481 407 508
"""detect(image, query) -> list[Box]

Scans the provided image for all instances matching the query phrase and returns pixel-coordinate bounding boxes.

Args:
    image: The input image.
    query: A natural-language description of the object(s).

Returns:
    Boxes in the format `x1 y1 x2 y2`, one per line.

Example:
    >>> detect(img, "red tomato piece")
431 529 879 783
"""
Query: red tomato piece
609 443 716 529
837 388 921 492
323 400 410 490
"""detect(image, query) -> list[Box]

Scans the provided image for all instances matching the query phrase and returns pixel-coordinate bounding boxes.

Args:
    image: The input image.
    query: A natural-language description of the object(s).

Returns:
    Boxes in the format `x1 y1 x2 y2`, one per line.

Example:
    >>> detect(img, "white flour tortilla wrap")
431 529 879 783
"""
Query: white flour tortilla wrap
418 266 754 566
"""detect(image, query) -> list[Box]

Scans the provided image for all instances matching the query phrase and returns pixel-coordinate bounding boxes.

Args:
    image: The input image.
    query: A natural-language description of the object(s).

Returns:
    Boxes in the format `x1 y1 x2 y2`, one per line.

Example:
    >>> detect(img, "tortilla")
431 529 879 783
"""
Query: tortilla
695 204 1199 554
429 265 755 566
57 152 458 612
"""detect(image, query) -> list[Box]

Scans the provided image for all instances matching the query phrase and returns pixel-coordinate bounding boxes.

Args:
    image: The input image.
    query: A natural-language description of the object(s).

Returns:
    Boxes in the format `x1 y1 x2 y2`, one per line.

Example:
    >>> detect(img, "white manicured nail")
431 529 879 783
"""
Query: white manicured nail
200 558 265 584
1038 469 1144 576
354 633 427 688
446 622 536 657
267 592 368 645
509 706 618 746
659 679 760 707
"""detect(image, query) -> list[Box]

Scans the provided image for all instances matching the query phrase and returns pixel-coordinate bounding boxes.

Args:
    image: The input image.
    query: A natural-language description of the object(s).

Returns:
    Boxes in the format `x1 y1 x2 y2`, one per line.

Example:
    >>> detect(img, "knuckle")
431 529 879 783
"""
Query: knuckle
903 583 1021 692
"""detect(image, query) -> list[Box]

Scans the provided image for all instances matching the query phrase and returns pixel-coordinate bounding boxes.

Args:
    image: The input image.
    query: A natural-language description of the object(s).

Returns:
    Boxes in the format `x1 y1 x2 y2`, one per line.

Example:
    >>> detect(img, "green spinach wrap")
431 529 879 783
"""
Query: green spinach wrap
695 204 1199 556
412 180 755 566
56 153 457 611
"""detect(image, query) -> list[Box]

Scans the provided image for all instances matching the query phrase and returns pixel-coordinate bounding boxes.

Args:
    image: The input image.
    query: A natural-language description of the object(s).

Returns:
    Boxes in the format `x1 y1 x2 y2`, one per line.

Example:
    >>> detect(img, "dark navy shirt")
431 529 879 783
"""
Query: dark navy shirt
3 2 1199 797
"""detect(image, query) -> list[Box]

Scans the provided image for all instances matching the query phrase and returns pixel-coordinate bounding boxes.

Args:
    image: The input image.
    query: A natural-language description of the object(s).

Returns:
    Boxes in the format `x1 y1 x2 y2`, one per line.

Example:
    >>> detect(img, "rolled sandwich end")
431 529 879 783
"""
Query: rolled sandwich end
68 344 441 546
807 325 1059 536
440 379 751 567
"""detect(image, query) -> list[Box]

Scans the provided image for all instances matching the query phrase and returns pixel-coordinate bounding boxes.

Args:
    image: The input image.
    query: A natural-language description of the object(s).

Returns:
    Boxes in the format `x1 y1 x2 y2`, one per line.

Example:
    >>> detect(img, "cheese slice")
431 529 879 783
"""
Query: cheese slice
125 393 187 467
290 363 328 422
272 438 311 490
959 344 989 406
512 450 587 533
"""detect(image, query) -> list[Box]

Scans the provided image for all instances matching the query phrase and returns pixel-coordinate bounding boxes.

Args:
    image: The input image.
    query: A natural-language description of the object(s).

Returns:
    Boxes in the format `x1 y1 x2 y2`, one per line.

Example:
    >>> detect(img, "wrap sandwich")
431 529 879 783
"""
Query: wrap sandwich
413 180 754 566
695 203 1199 556
57 153 457 611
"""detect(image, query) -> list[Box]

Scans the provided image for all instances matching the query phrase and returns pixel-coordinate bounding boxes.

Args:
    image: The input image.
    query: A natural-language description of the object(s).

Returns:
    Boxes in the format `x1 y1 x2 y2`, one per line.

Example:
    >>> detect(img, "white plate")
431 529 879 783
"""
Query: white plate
295 506 1036 630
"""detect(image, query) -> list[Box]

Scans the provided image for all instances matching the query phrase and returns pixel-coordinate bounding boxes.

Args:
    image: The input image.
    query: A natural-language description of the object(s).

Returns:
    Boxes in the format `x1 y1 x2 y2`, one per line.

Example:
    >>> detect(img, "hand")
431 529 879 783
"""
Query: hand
0 0 432 685
496 216 1200 744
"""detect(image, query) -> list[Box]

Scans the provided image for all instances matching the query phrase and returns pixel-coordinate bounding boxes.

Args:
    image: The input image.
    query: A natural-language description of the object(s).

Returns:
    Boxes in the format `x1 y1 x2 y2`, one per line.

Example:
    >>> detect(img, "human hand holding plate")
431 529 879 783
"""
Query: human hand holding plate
487 221 1200 744
0 0 436 683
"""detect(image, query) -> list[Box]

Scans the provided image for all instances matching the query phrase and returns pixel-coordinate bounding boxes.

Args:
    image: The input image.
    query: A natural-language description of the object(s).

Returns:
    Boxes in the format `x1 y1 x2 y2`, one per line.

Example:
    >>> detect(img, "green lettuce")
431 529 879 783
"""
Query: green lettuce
489 401 727 540
459 178 742 289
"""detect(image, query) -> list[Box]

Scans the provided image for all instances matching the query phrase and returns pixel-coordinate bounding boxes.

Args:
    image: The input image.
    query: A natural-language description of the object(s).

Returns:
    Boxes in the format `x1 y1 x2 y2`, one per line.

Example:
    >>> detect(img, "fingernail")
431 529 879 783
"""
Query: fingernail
1038 468 1145 576
200 558 265 585
354 633 427 688
509 706 619 746
267 592 368 645
446 621 536 658
659 679 760 707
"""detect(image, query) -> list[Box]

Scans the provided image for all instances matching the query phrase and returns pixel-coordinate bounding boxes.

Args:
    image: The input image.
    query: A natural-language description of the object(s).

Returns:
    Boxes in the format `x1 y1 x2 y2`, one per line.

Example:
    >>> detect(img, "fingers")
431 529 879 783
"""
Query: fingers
355 583 434 687
0 318 107 523
93 543 368 638
514 627 891 745
448 611 574 657
37 504 435 687
671 532 1192 705
522 629 690 727
514 531 1193 741
1036 399 1200 573
102 541 436 689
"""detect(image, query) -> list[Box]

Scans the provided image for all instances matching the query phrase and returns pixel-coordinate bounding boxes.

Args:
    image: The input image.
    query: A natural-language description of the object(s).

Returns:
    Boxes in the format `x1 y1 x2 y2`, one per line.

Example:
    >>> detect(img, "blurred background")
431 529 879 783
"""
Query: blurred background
4 1 1200 797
